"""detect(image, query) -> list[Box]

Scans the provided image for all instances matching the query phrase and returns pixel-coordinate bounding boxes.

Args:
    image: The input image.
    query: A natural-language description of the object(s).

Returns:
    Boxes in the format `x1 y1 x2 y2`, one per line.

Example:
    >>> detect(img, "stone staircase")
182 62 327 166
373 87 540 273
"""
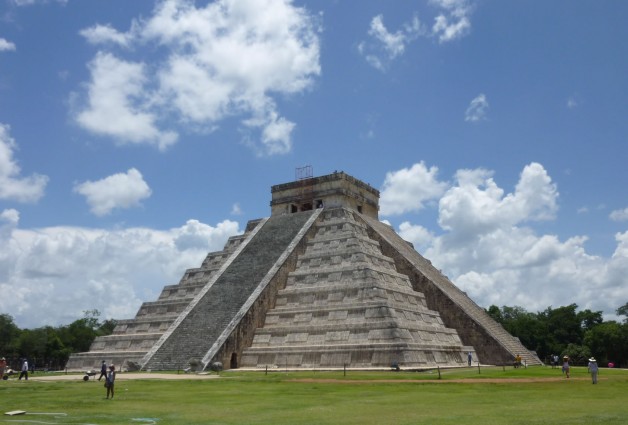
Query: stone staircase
362 216 542 366
240 208 475 369
141 210 318 371
64 231 250 371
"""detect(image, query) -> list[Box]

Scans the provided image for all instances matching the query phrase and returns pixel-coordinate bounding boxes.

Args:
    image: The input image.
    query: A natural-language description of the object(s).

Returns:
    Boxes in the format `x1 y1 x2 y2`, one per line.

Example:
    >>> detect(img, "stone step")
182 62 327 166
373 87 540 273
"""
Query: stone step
142 211 318 370
240 207 473 370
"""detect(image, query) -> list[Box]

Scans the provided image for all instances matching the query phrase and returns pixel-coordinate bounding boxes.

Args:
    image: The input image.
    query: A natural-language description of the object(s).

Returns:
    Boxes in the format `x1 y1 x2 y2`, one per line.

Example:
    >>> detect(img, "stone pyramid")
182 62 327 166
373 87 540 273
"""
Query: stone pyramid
240 207 472 369
66 171 541 371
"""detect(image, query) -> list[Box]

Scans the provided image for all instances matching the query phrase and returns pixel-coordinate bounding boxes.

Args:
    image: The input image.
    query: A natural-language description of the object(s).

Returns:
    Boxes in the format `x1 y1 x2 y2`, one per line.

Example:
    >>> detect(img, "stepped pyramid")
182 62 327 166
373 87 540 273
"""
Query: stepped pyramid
66 171 541 371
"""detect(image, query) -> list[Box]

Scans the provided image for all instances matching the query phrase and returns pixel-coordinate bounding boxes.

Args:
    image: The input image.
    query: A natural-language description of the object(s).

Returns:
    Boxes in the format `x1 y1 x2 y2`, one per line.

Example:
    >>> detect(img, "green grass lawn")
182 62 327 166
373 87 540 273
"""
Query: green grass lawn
1 366 626 424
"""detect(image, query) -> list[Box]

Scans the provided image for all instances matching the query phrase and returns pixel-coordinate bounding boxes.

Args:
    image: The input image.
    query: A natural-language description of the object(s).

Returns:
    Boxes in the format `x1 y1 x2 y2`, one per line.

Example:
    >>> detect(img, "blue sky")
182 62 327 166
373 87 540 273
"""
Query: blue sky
1 0 627 329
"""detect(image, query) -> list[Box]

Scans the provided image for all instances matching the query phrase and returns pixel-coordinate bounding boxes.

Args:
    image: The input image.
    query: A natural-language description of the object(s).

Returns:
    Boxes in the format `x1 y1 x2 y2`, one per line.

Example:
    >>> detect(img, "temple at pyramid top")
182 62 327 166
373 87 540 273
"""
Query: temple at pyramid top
270 171 380 218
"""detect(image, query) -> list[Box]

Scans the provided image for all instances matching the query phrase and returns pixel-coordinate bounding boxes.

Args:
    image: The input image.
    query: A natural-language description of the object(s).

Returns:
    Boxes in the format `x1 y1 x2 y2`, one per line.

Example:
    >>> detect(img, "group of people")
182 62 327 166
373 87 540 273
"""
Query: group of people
556 355 599 384
0 357 30 380
2 356 117 397
550 354 560 368
98 360 116 399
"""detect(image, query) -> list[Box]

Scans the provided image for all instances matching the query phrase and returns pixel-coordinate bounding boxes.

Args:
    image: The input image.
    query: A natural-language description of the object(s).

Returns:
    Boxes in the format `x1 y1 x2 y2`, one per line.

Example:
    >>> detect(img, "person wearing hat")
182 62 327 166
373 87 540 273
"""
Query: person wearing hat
588 357 599 384
105 364 116 399
98 360 107 381
562 356 570 378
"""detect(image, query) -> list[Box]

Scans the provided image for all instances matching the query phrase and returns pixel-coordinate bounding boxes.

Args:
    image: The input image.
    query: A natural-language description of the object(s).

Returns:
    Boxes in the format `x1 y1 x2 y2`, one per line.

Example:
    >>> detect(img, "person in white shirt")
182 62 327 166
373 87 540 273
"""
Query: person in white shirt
18 359 28 380
588 357 599 384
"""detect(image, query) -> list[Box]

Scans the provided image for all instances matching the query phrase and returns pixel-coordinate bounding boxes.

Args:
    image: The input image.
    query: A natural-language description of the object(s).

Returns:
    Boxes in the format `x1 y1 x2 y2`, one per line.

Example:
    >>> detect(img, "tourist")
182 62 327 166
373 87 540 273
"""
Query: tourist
562 356 570 378
18 359 28 380
588 357 599 384
0 357 6 380
467 352 472 366
514 354 522 368
98 360 107 381
105 364 116 399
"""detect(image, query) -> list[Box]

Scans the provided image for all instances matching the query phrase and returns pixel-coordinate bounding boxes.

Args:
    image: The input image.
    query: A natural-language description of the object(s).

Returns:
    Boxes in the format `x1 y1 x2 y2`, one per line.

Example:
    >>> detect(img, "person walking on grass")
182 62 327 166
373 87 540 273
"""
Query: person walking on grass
98 360 107 381
562 356 570 378
588 357 599 384
105 365 116 399
18 359 28 380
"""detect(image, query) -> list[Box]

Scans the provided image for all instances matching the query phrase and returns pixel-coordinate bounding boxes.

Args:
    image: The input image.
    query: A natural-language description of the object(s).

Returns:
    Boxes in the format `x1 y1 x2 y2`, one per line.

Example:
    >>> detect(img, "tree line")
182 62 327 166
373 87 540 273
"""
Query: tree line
1 303 626 371
487 302 628 367
0 310 116 372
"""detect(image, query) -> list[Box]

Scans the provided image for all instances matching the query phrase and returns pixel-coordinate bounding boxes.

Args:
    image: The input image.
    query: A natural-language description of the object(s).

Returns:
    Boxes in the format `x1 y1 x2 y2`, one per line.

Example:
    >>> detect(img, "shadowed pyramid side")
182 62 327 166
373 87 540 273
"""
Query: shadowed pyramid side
361 215 543 366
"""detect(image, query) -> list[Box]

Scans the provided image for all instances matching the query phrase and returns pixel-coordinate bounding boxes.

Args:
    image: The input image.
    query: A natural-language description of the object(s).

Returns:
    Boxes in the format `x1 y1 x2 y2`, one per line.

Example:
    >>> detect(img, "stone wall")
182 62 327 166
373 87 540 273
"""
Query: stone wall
270 172 380 218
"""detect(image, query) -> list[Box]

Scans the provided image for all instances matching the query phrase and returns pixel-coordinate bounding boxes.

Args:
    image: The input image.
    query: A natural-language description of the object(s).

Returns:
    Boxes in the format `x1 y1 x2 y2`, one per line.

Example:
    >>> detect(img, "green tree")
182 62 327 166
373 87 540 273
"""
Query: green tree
498 306 546 357
97 319 118 336
486 305 503 323
584 321 627 367
82 309 101 330
14 327 50 363
617 302 628 323
58 318 98 354
577 309 603 331
45 332 70 370
0 314 20 358
539 304 583 354
562 343 591 365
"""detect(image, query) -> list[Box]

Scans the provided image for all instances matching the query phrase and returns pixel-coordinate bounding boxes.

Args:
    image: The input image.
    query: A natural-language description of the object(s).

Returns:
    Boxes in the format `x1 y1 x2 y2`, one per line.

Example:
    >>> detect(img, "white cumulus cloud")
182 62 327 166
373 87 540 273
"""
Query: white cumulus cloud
359 14 423 71
398 221 435 252
438 163 558 237
380 162 448 216
0 124 48 203
431 0 472 43
0 213 240 328
0 38 16 51
387 162 626 319
76 52 178 151
79 24 135 47
75 0 321 155
73 168 152 216
360 1 474 70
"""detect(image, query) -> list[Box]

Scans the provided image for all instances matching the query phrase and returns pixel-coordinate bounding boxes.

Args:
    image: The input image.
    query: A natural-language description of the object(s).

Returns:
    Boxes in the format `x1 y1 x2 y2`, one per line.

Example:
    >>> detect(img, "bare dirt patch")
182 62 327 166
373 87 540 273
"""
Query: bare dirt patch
27 372 219 382
289 377 588 384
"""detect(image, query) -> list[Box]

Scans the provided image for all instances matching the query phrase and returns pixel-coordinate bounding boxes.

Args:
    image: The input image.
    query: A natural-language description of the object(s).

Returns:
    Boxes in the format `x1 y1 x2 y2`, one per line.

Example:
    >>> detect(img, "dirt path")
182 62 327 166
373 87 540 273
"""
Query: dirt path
288 377 589 384
26 372 219 382
23 374 593 384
